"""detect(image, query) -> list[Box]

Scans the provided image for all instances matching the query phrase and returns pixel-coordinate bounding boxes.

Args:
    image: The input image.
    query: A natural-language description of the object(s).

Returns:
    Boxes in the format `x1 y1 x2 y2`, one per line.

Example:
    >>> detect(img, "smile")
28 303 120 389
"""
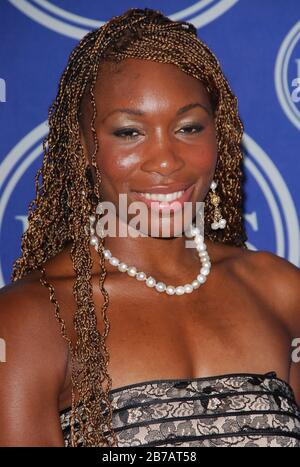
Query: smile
132 184 195 213
139 191 184 202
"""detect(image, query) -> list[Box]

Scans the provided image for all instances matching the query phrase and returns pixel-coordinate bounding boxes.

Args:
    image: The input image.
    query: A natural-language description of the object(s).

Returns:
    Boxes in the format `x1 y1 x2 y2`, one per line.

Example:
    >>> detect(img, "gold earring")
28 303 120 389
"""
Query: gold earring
209 180 227 230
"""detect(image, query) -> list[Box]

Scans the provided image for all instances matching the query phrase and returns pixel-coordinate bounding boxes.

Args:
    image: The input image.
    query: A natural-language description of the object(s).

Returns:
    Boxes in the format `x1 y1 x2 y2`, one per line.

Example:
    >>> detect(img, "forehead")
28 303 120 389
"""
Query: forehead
94 58 211 112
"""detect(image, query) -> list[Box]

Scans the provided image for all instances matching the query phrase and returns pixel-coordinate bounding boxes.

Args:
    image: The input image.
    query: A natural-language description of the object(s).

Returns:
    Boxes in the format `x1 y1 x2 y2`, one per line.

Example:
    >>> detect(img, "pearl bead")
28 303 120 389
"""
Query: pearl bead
166 286 176 295
199 251 209 258
219 218 226 228
211 222 219 230
90 235 98 247
175 286 185 295
184 284 193 294
103 249 112 259
146 277 156 287
90 227 95 236
200 266 210 276
210 181 217 190
109 257 119 267
192 279 200 289
156 282 166 293
197 274 207 284
118 262 128 272
89 215 96 224
127 266 137 277
136 271 146 281
197 243 207 252
190 226 200 236
202 261 211 268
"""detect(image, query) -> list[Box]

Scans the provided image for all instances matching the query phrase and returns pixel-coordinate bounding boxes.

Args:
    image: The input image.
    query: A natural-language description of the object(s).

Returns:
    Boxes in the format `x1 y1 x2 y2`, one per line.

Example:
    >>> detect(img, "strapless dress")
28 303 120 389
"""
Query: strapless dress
59 371 300 447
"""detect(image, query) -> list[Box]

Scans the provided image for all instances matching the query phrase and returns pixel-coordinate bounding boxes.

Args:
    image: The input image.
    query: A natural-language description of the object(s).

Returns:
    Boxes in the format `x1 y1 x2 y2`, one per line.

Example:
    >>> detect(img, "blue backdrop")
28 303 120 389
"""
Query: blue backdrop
0 0 299 288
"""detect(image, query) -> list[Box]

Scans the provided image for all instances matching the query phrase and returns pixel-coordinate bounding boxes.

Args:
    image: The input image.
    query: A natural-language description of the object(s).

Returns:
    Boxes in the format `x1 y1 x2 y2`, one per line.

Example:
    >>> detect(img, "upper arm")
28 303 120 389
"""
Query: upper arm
261 251 300 336
249 250 300 406
244 250 300 336
0 277 69 446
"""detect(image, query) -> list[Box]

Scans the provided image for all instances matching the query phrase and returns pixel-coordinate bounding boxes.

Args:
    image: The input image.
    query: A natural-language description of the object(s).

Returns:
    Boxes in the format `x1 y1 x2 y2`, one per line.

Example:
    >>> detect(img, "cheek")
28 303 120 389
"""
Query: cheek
189 137 218 172
96 138 141 182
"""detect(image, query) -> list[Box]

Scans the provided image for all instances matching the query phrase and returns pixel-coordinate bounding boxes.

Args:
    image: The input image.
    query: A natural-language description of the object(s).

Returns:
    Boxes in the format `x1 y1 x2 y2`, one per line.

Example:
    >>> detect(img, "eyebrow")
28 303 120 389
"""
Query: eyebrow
102 102 211 122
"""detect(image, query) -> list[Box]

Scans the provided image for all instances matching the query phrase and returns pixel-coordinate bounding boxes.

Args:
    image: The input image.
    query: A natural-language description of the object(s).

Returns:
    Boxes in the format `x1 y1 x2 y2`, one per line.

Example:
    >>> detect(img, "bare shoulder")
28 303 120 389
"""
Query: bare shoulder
0 267 69 357
0 244 76 376
214 243 300 336
0 252 72 446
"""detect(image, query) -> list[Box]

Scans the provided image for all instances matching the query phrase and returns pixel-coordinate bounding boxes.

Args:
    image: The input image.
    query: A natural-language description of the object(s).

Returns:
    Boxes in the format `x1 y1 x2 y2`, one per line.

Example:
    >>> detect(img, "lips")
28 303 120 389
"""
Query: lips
131 183 195 214
132 182 194 194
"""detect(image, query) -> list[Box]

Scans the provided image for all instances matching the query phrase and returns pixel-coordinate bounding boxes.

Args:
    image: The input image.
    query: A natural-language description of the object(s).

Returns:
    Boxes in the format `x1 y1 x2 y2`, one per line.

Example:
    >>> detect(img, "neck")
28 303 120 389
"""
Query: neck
90 216 211 281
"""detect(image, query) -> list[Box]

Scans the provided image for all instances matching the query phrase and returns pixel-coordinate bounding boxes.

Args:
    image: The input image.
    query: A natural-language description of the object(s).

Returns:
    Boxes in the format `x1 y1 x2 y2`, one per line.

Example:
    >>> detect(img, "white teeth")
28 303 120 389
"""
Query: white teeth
140 190 184 202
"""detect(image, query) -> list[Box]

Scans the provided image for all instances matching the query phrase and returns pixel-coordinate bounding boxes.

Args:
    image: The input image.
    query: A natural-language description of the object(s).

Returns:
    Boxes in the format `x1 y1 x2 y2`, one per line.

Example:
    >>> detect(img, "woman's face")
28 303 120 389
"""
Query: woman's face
80 58 218 238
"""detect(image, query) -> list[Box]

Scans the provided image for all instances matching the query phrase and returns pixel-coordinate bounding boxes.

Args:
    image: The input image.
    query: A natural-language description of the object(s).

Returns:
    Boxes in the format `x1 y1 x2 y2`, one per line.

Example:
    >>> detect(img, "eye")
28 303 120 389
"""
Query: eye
113 128 140 139
178 125 204 135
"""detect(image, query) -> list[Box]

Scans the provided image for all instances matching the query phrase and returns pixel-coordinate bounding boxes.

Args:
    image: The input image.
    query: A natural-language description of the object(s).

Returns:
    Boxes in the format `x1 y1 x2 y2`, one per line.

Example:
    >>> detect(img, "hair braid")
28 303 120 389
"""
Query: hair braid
12 7 247 447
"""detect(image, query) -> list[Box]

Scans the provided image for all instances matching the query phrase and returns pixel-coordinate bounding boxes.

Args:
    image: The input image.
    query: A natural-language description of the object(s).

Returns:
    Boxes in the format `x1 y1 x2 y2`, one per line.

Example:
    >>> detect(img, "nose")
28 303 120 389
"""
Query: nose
141 136 184 177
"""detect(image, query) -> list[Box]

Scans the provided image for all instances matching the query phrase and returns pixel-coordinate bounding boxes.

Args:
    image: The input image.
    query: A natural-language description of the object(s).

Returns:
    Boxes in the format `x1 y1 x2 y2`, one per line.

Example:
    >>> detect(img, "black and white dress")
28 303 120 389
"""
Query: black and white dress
59 371 300 447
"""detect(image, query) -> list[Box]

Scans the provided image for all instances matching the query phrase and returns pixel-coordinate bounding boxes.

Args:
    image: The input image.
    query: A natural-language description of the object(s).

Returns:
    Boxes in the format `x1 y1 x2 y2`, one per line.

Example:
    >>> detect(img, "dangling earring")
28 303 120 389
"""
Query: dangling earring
209 180 227 230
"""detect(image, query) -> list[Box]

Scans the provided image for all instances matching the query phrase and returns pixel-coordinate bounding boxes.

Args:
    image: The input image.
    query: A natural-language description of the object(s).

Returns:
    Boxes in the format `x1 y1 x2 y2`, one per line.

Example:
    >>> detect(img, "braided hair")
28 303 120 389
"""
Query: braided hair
12 8 247 447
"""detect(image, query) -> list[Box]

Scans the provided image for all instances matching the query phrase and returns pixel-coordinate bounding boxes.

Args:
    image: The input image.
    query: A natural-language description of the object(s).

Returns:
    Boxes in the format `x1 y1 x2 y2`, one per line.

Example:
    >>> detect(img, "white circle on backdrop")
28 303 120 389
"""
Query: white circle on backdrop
275 20 300 130
242 133 299 266
8 0 239 39
0 123 299 288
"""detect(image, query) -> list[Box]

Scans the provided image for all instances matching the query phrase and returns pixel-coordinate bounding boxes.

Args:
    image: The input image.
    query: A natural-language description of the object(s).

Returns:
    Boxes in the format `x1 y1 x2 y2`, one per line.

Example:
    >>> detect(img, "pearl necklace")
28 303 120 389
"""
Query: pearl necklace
89 216 211 296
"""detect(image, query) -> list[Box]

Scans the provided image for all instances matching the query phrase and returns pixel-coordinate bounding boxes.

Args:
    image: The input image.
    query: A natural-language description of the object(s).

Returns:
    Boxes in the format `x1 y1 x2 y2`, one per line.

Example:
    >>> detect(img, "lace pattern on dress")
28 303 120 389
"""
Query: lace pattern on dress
59 372 300 447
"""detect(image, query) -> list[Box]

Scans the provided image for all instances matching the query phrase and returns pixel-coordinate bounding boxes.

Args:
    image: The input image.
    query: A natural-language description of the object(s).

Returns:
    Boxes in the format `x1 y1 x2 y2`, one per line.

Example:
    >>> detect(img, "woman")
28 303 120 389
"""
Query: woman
0 8 299 448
